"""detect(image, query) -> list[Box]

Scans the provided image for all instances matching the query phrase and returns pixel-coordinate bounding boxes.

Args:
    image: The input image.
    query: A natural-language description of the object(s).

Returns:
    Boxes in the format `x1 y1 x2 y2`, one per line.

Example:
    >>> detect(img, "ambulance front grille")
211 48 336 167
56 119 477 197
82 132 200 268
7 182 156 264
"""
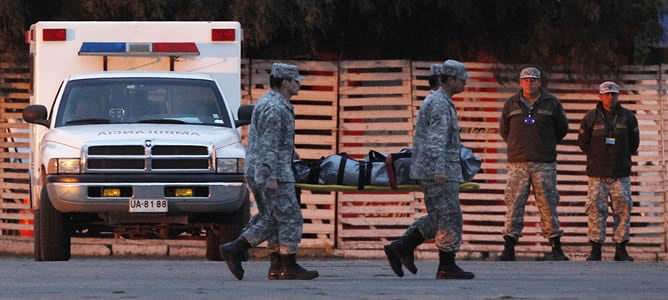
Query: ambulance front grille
85 145 212 173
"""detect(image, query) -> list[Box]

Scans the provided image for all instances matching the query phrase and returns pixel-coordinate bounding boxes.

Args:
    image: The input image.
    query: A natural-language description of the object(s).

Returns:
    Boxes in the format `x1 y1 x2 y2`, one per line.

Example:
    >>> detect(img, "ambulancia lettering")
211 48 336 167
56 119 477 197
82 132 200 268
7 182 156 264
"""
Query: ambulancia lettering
97 130 200 136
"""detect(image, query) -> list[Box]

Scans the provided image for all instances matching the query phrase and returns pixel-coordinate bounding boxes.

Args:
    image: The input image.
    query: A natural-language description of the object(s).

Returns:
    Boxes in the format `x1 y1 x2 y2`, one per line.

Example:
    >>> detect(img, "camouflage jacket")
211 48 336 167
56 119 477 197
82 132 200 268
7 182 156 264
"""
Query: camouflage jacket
245 89 296 183
410 89 463 182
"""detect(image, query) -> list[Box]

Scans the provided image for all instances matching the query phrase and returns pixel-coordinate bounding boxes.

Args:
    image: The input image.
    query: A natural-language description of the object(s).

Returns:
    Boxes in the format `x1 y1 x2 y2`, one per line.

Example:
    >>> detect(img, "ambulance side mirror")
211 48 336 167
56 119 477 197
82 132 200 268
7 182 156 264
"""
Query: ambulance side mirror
22 104 50 127
235 105 254 127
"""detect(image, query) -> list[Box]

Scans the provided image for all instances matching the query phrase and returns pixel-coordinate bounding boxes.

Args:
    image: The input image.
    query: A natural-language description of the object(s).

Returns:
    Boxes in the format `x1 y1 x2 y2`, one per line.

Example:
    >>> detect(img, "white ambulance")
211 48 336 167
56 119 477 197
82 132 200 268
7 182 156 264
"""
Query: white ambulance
23 21 251 261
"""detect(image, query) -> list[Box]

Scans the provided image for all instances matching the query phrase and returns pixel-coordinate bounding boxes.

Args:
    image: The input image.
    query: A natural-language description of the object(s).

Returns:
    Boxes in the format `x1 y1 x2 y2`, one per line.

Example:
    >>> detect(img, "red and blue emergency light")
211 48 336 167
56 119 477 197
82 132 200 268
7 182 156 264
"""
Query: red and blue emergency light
78 42 200 56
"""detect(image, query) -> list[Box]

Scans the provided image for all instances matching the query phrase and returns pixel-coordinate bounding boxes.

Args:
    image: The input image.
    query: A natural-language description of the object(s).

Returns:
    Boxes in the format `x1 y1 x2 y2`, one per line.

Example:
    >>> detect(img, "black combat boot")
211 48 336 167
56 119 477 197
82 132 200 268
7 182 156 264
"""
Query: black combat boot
614 241 634 262
279 254 319 280
383 228 425 277
435 251 475 280
268 252 281 280
586 242 602 261
219 237 251 280
548 237 569 261
498 236 517 261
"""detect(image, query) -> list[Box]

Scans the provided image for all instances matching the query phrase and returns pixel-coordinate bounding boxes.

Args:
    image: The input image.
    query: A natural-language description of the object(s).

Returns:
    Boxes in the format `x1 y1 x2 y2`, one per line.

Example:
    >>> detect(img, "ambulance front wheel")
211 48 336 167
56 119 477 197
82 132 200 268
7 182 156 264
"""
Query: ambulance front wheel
205 195 250 261
33 209 42 261
36 187 71 261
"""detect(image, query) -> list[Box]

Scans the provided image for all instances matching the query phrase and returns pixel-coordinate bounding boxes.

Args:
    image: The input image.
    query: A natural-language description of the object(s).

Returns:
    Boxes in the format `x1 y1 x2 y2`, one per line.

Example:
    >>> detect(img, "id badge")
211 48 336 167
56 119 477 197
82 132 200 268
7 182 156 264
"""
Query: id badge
605 137 616 145
524 117 535 125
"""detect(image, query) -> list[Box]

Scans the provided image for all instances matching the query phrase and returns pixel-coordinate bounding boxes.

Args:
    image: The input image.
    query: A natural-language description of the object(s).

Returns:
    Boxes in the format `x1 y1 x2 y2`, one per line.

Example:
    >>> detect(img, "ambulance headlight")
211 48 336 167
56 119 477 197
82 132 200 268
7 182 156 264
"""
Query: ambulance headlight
48 158 81 174
216 158 244 173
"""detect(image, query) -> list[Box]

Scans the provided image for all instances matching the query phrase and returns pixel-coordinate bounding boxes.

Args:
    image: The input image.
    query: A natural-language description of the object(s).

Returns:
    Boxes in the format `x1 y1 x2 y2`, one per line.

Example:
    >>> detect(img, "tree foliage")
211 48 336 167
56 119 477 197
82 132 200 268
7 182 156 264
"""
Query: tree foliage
1 0 666 74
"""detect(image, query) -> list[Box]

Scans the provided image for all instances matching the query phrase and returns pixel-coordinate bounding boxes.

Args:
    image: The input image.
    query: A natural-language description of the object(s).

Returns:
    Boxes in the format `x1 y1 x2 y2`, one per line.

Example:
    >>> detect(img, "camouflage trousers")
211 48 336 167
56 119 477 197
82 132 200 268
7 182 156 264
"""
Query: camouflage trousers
586 176 632 243
241 177 303 254
503 162 564 240
405 180 462 252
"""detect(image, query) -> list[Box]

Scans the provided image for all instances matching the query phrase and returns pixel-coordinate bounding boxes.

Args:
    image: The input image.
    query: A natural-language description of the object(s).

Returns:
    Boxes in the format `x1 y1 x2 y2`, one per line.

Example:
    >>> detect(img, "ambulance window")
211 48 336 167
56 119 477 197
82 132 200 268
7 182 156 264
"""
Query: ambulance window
130 78 231 127
55 78 231 128
57 83 112 126
168 86 223 122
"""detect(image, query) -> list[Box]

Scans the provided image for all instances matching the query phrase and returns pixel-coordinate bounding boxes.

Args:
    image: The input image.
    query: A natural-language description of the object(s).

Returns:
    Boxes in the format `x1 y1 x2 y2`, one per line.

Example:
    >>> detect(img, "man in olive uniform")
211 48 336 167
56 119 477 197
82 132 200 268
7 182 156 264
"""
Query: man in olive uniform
577 81 638 261
220 63 318 280
498 67 570 261
384 60 474 280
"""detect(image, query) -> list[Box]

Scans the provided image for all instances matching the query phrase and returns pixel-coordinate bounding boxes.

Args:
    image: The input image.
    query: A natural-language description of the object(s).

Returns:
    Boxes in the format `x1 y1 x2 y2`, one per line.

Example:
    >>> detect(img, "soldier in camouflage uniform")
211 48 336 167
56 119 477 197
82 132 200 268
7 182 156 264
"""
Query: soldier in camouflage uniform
381 63 442 276
220 63 318 280
498 67 570 261
400 63 446 248
577 81 639 261
384 60 474 280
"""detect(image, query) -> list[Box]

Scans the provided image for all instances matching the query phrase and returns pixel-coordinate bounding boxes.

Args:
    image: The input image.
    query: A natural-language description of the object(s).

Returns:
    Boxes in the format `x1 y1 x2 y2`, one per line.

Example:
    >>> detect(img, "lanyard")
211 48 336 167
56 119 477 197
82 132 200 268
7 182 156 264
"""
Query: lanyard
599 110 618 137
521 99 538 125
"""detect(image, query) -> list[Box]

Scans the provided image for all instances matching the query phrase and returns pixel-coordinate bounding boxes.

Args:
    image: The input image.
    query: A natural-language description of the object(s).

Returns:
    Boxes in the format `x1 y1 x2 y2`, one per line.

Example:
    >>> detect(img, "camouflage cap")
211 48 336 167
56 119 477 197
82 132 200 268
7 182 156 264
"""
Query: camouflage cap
442 60 470 80
599 81 620 94
428 64 443 76
519 67 541 79
271 63 304 81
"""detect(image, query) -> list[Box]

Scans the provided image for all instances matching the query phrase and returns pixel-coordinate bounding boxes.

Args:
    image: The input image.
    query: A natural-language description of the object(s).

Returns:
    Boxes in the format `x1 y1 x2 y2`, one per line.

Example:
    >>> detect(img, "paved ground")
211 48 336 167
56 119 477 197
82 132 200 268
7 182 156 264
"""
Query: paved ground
1 255 666 299
1 236 667 299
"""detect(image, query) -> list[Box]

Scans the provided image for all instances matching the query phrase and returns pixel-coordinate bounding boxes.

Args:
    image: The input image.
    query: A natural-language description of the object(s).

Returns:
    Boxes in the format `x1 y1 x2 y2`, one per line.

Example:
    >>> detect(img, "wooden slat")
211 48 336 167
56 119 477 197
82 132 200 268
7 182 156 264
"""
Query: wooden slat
339 60 413 159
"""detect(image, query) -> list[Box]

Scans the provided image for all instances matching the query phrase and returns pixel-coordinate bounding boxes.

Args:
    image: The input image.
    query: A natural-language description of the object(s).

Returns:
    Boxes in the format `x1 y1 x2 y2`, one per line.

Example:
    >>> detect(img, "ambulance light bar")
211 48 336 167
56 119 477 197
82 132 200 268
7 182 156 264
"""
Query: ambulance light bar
78 42 200 56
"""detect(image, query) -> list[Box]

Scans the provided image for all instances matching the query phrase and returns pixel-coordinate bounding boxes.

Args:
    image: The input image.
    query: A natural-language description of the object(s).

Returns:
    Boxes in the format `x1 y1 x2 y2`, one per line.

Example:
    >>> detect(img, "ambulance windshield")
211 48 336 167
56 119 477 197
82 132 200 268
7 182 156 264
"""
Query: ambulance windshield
55 77 231 128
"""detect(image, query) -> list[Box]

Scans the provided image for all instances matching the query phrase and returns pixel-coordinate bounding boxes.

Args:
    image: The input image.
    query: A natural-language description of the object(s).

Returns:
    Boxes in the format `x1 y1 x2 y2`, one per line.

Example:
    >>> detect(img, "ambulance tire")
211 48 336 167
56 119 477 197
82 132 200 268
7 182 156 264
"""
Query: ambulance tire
38 187 71 261
205 196 250 261
33 209 42 261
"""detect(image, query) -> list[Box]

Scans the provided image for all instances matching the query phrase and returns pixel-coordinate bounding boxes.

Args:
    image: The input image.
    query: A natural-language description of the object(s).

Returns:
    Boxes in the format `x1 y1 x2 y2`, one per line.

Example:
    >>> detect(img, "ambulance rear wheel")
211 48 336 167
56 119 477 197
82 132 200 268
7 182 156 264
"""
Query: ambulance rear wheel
38 187 71 261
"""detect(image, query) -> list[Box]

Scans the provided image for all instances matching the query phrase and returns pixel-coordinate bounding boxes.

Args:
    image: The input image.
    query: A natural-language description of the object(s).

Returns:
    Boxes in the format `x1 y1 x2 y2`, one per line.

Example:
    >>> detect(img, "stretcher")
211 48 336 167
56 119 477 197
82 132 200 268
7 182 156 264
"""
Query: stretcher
295 182 480 192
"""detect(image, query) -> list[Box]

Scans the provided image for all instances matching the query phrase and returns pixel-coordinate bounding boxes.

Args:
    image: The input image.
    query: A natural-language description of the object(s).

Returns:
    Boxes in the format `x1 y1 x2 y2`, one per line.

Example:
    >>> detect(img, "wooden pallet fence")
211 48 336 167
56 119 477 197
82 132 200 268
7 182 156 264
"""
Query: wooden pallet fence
337 191 420 249
660 65 668 250
0 58 666 258
456 63 516 255
0 61 32 236
335 60 416 249
338 60 413 157
240 58 251 106
248 60 339 249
